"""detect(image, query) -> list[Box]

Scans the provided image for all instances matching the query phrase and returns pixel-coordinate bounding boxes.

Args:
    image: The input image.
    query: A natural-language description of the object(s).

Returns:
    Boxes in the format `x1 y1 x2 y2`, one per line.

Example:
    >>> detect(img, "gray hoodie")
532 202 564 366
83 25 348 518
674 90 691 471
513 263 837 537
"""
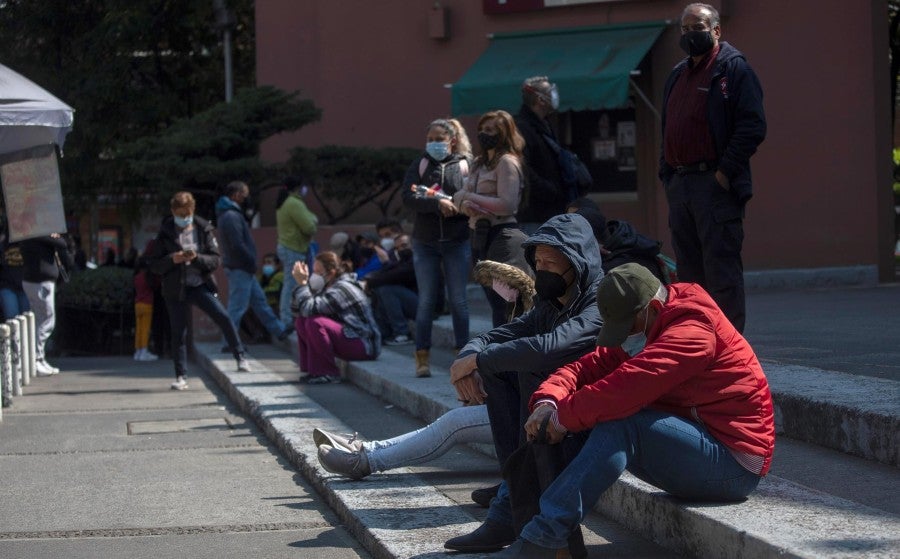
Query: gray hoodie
461 213 604 375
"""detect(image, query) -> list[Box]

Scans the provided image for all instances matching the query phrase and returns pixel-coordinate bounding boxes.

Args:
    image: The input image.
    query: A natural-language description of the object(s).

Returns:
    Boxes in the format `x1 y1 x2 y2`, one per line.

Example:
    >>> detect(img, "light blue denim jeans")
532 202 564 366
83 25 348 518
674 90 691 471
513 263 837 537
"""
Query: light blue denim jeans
513 409 761 549
225 268 286 337
363 405 492 473
411 238 470 349
277 244 307 326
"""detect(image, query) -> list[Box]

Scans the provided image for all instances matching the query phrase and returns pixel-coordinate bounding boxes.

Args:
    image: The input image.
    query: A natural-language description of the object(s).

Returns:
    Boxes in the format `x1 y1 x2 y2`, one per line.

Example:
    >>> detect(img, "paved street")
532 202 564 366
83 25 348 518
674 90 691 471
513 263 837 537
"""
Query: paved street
0 355 370 559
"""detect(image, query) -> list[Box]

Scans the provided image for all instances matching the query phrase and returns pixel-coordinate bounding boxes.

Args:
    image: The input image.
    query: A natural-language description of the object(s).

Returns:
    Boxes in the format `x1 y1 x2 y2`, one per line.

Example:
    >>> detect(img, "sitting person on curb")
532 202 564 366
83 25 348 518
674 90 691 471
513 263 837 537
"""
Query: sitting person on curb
291 251 381 384
312 258 536 484
444 212 604 553
258 252 285 316
365 234 418 346
493 262 775 558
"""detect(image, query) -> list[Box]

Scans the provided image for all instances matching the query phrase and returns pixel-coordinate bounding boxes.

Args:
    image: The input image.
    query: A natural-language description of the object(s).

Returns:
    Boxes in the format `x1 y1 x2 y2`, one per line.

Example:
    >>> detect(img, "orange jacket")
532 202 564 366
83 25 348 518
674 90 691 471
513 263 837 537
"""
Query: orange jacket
530 283 775 475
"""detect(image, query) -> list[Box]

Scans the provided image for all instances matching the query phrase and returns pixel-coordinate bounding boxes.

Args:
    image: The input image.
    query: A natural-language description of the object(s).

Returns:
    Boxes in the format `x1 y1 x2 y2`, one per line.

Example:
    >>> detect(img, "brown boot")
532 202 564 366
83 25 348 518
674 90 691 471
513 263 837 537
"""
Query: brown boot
415 349 431 377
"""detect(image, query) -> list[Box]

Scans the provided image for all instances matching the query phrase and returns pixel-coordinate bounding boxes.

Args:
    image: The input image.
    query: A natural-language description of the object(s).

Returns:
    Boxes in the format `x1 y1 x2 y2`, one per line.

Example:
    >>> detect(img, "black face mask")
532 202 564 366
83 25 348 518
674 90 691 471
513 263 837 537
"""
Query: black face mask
398 248 413 261
679 30 715 57
534 267 572 300
477 132 500 152
360 247 375 259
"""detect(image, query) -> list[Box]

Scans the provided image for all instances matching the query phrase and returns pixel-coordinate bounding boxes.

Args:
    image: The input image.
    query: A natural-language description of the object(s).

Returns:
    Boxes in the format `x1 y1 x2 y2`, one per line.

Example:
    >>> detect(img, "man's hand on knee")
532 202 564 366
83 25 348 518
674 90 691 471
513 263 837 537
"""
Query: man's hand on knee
454 372 487 405
449 353 478 383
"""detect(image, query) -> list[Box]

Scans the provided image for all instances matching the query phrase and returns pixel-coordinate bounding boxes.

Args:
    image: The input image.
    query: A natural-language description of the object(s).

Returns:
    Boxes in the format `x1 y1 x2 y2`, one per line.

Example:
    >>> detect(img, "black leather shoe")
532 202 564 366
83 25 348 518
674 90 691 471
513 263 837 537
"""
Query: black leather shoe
471 483 501 508
494 538 556 558
444 519 515 552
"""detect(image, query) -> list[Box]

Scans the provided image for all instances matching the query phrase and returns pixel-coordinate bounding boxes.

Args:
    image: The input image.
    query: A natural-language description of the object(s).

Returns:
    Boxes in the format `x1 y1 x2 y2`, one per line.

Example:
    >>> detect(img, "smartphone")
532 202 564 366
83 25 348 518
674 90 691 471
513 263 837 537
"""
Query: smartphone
183 249 196 258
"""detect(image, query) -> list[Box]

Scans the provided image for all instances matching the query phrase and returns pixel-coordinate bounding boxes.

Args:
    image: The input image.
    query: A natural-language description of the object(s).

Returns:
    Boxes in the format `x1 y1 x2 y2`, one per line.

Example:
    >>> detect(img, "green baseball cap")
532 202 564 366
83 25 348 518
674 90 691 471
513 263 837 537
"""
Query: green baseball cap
595 263 662 347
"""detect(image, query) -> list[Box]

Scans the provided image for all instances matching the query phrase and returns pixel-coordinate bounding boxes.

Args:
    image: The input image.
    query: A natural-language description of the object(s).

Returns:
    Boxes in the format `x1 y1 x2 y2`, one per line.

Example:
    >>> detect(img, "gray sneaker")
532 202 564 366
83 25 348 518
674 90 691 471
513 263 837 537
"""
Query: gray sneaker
312 428 365 452
317 445 371 480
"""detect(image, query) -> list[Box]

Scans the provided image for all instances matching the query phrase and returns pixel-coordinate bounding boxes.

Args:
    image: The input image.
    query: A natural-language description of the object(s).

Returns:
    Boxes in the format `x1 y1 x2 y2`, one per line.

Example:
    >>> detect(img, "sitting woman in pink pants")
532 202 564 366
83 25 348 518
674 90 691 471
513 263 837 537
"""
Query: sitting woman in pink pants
290 251 381 384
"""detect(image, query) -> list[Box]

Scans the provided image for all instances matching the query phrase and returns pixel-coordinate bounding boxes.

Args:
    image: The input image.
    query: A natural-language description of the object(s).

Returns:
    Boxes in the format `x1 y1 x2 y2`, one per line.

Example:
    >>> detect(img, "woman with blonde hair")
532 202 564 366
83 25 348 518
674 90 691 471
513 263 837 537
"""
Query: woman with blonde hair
401 117 473 378
452 110 527 327
291 251 381 384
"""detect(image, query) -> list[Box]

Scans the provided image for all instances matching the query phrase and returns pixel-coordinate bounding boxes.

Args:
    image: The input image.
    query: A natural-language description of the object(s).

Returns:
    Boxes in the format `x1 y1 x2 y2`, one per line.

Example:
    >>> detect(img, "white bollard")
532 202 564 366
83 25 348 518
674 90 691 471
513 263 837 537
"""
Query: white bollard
24 311 36 380
0 323 8 416
7 320 21 397
16 316 29 387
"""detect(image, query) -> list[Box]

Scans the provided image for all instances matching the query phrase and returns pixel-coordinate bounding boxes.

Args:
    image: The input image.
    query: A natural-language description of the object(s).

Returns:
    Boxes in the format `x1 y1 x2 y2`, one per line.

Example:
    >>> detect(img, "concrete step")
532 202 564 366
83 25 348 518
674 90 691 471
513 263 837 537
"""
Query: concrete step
201 341 900 558
192 343 679 558
426 306 900 468
338 345 900 558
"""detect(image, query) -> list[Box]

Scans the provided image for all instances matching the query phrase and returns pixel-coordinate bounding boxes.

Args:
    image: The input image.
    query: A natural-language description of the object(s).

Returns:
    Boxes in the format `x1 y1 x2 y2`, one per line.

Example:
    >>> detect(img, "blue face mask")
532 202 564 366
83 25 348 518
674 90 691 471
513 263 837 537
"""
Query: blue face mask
425 141 450 161
621 332 647 357
262 264 275 276
173 215 193 228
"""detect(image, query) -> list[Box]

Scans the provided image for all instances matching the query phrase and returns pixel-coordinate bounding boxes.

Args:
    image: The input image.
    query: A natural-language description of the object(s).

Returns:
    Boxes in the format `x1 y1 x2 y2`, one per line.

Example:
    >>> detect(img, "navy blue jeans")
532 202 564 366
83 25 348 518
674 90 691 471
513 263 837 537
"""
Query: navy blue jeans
519 409 761 549
372 284 418 338
411 238 470 349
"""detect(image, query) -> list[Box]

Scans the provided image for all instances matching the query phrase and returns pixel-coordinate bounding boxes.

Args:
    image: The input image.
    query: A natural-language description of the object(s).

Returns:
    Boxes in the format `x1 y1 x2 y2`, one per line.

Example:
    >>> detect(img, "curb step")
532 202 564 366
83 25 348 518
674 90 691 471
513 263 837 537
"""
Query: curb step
341 347 900 558
193 344 677 558
427 313 900 468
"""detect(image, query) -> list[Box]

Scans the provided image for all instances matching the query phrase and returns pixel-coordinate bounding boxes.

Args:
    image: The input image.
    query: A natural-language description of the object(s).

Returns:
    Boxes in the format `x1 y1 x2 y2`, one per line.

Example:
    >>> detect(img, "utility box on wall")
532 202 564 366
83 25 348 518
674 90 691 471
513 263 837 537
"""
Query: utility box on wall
429 5 449 39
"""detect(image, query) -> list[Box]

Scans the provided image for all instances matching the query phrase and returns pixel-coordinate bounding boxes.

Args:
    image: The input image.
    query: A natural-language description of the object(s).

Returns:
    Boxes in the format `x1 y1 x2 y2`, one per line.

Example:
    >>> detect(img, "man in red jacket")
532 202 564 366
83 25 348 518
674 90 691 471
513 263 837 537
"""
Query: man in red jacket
495 262 775 558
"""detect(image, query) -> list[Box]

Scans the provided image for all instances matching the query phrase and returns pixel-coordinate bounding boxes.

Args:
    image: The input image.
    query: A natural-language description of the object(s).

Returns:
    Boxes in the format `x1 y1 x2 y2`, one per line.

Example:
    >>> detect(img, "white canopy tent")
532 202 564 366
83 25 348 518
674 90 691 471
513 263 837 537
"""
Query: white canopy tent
0 63 74 241
0 63 74 154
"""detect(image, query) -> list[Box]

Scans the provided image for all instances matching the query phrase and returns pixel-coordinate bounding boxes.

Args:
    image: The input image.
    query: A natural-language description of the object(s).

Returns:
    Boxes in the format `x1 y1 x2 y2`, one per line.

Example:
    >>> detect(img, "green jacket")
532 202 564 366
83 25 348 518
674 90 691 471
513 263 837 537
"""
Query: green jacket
276 194 318 253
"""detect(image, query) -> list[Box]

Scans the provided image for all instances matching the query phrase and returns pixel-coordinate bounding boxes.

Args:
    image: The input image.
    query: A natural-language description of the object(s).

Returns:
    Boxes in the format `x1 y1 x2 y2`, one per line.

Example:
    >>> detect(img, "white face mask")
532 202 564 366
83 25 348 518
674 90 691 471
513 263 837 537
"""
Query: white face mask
380 237 395 252
308 273 326 293
491 279 519 303
549 86 560 110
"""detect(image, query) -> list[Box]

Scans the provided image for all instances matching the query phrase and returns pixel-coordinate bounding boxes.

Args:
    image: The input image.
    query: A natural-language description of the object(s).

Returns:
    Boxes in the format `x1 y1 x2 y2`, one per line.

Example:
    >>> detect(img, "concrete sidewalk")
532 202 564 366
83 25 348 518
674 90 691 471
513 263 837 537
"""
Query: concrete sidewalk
0 355 370 559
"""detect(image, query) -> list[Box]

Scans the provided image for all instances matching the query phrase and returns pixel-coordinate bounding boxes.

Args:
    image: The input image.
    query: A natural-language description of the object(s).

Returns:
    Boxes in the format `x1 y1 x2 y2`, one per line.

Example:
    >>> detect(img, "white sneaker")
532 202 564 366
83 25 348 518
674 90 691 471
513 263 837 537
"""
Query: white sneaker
137 349 159 361
170 376 189 390
134 350 143 361
44 360 60 374
36 360 58 376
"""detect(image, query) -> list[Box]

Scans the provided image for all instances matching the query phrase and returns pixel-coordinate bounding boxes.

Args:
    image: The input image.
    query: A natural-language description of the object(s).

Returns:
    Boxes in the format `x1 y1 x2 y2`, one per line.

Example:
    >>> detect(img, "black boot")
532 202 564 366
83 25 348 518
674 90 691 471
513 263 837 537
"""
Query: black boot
471 483 502 508
494 538 556 558
444 519 516 552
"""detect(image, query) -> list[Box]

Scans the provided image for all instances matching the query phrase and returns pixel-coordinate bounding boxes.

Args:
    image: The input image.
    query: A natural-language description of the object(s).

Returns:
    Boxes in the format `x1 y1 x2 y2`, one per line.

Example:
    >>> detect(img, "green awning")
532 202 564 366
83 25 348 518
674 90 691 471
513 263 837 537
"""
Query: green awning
451 21 668 116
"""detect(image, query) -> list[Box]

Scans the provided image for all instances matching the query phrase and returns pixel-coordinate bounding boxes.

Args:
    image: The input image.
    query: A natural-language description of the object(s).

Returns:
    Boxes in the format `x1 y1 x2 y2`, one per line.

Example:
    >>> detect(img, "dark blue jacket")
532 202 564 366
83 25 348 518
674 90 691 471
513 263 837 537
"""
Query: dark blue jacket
459 213 604 376
215 196 257 274
659 42 766 205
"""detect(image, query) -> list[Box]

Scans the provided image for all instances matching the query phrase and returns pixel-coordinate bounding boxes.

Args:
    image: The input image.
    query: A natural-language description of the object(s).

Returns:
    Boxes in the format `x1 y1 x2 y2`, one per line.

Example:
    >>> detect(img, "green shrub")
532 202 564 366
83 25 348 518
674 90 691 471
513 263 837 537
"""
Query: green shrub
57 266 134 312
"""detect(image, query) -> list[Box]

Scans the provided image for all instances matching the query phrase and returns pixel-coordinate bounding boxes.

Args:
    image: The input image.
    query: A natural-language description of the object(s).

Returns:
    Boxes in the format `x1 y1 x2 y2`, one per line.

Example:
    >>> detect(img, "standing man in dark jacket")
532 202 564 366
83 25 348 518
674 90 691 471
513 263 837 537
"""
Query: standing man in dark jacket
148 191 248 391
659 3 766 332
515 76 567 233
21 233 72 375
216 181 291 344
444 213 604 553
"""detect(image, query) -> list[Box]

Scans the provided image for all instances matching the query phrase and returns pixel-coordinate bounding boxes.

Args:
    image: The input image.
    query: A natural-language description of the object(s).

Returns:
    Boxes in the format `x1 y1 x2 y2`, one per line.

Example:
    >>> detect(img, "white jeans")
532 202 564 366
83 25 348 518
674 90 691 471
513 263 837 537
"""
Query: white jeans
364 405 492 473
22 280 55 361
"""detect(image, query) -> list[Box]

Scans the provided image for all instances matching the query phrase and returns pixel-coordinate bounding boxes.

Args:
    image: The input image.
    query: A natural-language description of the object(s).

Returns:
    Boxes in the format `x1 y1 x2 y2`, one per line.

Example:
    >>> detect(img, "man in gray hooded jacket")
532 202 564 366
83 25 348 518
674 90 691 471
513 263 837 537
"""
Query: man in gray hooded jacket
447 212 604 553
